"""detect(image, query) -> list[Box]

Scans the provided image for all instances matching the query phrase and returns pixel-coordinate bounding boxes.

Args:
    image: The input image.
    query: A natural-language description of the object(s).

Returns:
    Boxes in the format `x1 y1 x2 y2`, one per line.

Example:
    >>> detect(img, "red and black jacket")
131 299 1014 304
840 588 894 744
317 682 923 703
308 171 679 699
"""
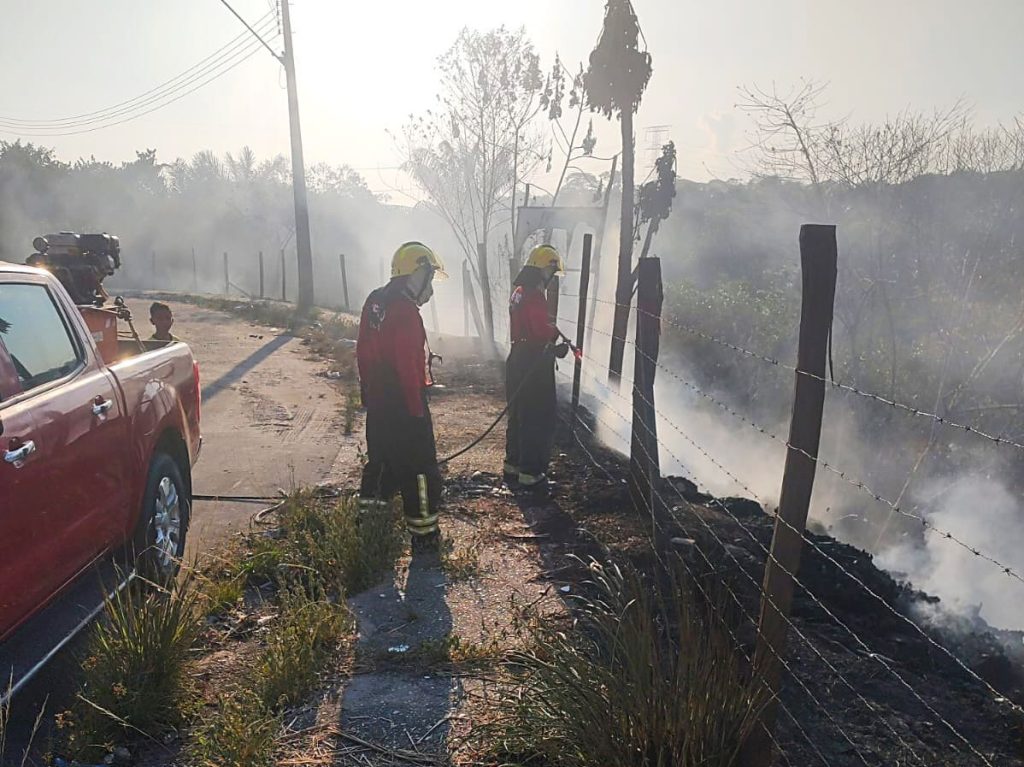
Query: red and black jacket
509 268 557 348
357 282 428 417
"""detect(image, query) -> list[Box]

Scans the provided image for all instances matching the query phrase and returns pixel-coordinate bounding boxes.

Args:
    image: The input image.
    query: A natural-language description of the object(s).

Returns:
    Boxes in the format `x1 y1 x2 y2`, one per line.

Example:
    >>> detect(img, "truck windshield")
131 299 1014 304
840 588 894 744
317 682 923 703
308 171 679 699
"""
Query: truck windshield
0 284 81 394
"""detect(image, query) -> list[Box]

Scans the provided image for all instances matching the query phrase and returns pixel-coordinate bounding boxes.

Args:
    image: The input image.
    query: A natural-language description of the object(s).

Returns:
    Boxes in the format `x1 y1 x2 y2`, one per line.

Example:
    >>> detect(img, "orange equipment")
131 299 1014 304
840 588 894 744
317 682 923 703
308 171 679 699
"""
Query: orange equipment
79 307 119 364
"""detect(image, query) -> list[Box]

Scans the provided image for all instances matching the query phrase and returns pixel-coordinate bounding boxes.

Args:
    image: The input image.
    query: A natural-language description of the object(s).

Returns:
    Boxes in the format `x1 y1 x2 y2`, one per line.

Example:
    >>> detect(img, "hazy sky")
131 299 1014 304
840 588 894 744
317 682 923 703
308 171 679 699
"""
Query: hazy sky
2 1 1021 198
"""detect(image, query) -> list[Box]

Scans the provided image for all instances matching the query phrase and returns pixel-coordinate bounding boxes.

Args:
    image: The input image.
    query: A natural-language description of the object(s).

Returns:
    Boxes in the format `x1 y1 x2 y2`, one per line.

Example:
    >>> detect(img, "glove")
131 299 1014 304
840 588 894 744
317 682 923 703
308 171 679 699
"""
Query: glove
554 342 570 359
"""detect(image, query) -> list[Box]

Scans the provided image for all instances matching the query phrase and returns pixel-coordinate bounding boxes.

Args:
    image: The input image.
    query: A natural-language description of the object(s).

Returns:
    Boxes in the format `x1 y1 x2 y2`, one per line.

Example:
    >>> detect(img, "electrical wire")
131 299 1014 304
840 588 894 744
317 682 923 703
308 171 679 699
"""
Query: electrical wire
0 23 279 138
0 11 276 129
0 32 279 138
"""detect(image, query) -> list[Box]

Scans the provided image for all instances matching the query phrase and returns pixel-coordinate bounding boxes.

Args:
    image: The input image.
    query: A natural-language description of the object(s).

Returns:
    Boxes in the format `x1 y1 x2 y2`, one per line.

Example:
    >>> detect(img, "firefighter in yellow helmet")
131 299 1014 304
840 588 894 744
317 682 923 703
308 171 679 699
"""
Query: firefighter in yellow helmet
504 244 570 489
357 241 448 554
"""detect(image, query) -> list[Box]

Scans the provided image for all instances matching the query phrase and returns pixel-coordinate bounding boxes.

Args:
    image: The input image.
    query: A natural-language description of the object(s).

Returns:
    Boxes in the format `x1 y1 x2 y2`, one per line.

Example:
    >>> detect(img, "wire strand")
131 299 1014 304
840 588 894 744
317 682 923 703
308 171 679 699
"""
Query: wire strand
566 362 938 763
0 12 276 129
567 310 1024 589
568 317 1024 733
0 26 278 139
586 294 1024 454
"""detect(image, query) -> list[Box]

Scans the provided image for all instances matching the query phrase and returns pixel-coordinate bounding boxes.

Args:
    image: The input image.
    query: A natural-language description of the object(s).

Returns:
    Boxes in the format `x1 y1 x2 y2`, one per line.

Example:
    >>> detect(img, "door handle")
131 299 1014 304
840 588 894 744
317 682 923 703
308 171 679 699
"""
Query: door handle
4 440 36 464
92 398 114 416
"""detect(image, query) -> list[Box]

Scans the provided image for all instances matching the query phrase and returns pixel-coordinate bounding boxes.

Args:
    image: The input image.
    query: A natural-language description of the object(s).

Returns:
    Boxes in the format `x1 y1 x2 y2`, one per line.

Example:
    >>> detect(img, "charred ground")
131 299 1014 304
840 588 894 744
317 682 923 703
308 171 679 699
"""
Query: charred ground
435 345 1024 766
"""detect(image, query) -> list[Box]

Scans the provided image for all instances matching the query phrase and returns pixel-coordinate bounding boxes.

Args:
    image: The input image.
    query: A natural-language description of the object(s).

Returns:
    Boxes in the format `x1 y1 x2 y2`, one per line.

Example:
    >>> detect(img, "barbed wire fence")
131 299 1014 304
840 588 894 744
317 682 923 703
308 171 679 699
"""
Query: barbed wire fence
521 228 1023 765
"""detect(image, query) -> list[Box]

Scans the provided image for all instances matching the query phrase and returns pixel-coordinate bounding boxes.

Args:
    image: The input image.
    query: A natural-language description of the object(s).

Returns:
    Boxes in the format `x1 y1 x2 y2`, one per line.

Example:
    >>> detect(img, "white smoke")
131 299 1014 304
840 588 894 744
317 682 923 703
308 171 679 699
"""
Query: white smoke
877 474 1024 630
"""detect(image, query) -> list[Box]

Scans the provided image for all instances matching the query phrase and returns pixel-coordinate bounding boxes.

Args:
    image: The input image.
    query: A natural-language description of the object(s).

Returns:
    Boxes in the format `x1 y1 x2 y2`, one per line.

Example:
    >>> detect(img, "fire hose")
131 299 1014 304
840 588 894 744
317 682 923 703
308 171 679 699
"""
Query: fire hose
192 333 582 510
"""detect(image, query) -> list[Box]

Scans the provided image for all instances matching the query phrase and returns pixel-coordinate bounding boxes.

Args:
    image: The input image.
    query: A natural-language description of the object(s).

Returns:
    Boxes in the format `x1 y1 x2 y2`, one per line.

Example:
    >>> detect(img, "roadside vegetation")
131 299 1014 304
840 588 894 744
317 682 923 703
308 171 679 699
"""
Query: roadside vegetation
479 559 765 767
62 574 202 759
53 491 402 766
1 675 47 767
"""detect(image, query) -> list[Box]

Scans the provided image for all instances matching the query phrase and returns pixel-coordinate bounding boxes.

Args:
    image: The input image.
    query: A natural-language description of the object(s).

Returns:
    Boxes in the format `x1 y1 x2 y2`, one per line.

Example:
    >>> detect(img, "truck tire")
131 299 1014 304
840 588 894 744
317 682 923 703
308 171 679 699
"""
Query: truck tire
133 452 190 583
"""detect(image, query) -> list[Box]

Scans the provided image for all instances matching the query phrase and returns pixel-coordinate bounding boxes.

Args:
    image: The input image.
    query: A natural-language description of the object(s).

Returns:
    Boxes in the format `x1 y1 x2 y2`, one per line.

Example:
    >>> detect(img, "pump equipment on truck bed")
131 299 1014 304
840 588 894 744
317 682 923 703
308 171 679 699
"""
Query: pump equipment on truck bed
24 232 144 363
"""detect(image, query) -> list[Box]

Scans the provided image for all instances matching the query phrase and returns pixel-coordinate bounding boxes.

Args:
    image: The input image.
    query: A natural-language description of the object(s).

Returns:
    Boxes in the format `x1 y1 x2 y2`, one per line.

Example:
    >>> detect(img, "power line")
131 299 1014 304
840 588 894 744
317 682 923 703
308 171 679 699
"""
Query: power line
0 30 280 138
0 11 276 129
217 0 282 63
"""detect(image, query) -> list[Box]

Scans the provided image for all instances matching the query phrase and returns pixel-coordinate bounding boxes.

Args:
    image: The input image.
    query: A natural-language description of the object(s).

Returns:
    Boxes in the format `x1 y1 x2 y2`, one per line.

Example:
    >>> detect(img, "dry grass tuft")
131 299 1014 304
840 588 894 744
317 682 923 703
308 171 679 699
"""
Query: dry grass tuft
484 558 766 767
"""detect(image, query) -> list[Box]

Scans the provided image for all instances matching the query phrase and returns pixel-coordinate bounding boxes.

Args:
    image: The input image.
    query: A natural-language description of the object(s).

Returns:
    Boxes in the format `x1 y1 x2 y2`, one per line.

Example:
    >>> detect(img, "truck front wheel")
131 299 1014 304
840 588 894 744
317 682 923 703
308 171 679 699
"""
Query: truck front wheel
134 452 191 582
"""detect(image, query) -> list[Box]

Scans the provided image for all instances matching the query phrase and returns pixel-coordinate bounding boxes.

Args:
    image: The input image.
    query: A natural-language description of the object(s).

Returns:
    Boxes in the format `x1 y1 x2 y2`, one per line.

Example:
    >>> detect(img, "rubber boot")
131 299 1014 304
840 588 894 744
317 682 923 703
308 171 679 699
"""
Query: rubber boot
517 471 549 497
411 530 441 560
503 461 520 486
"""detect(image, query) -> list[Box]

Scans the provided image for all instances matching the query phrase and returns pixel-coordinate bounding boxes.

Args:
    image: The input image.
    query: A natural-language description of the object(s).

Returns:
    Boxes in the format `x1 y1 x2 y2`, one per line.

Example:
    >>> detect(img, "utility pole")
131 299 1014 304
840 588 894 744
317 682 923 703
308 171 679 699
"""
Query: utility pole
280 0 314 314
218 0 314 314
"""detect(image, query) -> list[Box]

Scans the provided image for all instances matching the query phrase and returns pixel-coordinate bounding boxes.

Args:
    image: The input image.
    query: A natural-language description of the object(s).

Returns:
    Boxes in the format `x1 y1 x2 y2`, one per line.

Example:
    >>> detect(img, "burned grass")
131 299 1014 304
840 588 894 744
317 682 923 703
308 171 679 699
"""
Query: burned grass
529 435 1024 765
432 356 1024 766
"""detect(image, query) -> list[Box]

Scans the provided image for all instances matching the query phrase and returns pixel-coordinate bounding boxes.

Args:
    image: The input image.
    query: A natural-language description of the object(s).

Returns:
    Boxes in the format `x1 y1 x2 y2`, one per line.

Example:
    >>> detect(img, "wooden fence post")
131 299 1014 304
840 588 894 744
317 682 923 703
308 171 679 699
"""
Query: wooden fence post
223 252 229 295
259 251 265 299
571 234 593 424
430 295 441 335
464 262 486 341
510 183 531 276
339 253 350 310
191 247 198 292
587 155 617 356
546 276 560 326
629 257 663 516
743 224 838 766
477 242 494 342
462 261 470 336
281 249 287 301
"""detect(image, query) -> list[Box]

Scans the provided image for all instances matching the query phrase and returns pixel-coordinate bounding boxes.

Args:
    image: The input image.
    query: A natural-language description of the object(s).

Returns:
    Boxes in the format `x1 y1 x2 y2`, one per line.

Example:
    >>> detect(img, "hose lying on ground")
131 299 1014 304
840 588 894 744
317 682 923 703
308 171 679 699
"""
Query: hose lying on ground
193 341 570 510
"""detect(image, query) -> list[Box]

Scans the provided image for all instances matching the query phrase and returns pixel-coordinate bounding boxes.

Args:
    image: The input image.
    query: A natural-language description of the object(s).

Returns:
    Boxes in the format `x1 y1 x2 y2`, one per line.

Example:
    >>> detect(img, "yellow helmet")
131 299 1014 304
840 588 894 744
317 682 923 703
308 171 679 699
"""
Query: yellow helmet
526 244 565 275
391 241 448 280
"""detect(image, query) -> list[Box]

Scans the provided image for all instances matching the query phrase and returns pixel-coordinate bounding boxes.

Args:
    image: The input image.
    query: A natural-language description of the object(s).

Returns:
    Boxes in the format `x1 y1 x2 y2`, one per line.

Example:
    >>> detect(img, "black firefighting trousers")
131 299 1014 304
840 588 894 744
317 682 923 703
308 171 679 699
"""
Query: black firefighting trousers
505 342 556 477
359 400 443 537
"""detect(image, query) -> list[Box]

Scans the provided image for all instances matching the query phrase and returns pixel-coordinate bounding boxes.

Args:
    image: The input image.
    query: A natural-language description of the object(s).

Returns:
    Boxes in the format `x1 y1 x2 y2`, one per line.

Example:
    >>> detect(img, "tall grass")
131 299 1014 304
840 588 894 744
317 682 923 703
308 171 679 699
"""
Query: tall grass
490 559 765 767
258 586 349 709
0 677 47 767
245 491 403 599
54 492 401 764
66 574 201 759
185 492 402 761
188 691 277 767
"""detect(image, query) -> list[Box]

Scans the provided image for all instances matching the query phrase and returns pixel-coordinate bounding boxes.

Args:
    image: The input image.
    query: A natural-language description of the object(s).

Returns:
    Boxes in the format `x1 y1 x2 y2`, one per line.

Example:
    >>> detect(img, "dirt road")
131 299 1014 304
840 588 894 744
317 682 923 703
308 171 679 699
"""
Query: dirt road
127 298 363 550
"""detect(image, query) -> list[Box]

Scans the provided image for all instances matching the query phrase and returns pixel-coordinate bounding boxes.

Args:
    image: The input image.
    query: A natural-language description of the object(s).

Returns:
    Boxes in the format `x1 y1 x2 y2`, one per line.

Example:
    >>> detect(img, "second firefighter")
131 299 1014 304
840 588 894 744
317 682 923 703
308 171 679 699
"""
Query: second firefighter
504 244 570 488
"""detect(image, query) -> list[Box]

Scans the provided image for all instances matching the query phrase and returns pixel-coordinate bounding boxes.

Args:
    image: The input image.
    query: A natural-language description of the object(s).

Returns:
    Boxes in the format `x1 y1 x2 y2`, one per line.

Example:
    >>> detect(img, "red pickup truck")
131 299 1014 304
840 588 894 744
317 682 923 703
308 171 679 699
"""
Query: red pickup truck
0 261 201 669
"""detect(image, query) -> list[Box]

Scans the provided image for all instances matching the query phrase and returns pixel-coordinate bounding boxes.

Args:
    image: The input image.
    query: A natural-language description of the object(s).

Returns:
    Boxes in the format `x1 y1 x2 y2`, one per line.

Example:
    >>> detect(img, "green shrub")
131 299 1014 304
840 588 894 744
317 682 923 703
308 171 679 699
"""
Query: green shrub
246 491 403 600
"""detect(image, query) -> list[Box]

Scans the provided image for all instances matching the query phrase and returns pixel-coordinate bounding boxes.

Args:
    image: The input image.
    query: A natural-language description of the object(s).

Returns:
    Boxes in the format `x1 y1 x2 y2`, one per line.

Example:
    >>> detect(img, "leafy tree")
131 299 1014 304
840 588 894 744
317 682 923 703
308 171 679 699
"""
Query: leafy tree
400 27 544 342
584 0 652 380
541 56 599 208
